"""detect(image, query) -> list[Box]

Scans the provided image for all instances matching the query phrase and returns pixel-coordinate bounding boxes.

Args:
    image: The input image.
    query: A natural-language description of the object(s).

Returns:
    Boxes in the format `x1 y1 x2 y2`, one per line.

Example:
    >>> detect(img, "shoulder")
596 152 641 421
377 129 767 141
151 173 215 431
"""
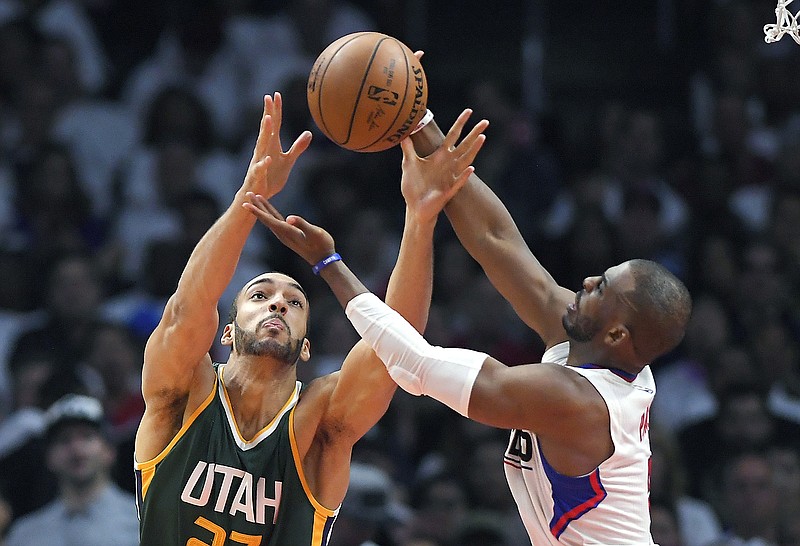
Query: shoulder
294 373 341 434
297 372 339 405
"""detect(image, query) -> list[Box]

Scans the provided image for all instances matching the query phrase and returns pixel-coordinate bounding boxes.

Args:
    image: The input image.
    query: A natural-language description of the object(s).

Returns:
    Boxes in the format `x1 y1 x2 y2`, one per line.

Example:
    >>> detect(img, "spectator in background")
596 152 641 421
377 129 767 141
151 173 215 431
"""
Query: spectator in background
42 32 139 220
0 489 10 541
686 233 740 303
327 461 409 546
767 444 800 544
0 347 62 520
650 425 723 546
7 252 106 378
460 428 529 544
650 502 686 546
451 511 512 546
406 471 468 545
79 321 144 493
0 248 38 416
768 191 800 288
465 77 562 243
708 451 781 546
651 294 734 433
119 2 245 147
14 143 103 268
4 394 139 546
335 206 401 296
749 318 800 425
0 0 111 96
679 381 800 501
734 239 791 332
105 189 224 344
559 204 618 295
111 86 242 288
448 273 541 366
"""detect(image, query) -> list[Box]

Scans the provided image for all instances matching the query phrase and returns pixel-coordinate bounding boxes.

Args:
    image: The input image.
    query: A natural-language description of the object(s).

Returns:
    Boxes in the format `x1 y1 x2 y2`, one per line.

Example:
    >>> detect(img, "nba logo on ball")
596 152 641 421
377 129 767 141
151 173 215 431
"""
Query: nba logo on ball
307 32 428 153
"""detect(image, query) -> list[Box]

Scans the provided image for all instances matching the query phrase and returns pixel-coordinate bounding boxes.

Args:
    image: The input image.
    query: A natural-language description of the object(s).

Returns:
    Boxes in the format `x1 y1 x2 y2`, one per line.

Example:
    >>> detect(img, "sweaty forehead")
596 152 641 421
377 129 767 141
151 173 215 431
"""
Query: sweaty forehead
605 263 635 291
245 272 297 288
241 273 307 299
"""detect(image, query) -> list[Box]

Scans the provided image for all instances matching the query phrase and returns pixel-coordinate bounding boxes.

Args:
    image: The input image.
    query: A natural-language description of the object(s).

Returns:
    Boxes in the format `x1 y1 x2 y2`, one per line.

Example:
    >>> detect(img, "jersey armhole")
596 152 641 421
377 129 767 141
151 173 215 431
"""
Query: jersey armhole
288 410 339 517
135 374 218 470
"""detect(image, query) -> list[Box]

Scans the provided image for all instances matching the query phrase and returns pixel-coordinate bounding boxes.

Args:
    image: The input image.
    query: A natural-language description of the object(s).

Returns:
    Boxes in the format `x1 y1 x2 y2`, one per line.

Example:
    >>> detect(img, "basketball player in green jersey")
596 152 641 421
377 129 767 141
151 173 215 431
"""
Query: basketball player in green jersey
134 92 486 545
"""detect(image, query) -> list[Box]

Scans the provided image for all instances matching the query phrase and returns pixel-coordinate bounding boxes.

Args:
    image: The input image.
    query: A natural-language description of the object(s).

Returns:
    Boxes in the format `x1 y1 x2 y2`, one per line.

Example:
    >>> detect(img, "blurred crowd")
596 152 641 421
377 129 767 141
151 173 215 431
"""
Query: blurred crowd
0 0 799 545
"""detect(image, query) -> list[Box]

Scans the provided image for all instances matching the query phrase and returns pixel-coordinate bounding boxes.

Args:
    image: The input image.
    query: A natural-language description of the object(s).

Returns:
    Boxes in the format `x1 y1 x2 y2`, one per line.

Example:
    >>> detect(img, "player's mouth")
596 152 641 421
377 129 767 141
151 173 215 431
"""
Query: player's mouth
260 317 287 331
568 293 582 313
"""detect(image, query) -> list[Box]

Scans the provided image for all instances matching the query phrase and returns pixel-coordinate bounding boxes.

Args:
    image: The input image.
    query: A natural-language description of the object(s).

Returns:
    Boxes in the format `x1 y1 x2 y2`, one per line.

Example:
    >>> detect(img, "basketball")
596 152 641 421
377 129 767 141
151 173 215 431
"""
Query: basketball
307 32 428 153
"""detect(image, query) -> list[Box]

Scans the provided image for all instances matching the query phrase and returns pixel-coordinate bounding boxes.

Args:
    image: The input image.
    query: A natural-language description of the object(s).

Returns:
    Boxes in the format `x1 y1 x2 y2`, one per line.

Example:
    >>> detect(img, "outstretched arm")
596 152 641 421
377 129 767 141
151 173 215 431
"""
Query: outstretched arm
136 94 312 462
411 115 574 348
244 110 487 443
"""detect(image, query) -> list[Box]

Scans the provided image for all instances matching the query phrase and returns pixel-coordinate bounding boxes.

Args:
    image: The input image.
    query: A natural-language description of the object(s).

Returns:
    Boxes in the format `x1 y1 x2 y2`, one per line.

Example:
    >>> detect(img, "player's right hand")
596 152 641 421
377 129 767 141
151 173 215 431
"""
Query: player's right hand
243 193 335 267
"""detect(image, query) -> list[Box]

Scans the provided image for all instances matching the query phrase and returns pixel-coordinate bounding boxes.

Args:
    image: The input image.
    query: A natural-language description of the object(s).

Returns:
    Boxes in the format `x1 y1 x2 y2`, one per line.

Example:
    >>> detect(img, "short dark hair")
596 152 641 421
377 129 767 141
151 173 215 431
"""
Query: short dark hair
626 259 692 362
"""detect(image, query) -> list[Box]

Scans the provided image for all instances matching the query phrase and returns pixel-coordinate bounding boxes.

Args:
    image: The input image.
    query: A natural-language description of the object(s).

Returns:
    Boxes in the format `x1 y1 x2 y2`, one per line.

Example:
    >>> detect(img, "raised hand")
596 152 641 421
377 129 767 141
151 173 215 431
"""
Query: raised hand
399 109 488 224
242 193 335 266
243 93 313 198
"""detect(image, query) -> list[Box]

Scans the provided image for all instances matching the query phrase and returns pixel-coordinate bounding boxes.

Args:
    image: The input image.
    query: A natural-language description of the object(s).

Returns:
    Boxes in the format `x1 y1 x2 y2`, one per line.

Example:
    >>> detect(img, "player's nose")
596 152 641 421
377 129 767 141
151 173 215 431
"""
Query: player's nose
268 299 288 314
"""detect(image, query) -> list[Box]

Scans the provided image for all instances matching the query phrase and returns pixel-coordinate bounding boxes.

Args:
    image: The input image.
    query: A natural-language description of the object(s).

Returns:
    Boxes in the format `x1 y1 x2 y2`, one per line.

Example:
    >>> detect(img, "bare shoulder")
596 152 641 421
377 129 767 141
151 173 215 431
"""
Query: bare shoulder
293 372 341 447
534 365 614 474
298 372 340 408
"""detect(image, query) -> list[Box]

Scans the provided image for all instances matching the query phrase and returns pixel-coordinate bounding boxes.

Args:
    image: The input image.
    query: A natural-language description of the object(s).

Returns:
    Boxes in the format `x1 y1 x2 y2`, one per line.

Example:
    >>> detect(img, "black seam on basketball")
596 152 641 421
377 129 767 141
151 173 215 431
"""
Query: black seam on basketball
317 32 368 144
343 37 389 146
354 38 410 151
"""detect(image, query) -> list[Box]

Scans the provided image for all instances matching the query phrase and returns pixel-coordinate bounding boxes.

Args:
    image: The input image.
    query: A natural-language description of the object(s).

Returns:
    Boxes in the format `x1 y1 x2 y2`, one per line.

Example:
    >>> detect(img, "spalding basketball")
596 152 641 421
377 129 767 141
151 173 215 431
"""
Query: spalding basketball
307 32 428 153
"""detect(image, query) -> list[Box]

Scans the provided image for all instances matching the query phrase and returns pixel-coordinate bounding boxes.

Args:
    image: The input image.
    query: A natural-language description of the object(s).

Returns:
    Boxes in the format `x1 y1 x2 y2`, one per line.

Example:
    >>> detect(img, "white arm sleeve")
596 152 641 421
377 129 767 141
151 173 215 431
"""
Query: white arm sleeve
345 292 487 417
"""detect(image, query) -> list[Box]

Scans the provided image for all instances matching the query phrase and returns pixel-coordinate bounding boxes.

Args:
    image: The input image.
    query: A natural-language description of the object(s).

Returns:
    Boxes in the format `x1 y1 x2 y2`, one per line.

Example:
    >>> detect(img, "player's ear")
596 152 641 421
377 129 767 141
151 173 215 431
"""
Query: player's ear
605 324 629 346
220 323 234 347
299 338 311 362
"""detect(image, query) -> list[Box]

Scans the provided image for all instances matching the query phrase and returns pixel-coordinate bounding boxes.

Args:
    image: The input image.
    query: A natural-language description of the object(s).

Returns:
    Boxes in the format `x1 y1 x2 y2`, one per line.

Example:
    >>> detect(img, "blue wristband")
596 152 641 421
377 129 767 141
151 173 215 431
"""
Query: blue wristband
312 253 341 275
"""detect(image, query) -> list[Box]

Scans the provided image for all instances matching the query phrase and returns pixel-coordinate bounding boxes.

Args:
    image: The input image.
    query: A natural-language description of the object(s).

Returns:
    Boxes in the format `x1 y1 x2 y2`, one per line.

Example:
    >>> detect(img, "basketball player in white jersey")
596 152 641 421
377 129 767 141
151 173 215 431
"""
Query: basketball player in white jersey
246 109 692 545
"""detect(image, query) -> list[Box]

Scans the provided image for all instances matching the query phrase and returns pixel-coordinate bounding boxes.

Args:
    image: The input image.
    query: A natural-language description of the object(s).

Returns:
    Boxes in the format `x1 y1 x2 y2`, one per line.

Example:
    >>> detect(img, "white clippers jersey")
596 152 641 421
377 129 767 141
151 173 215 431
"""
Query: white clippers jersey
503 342 656 545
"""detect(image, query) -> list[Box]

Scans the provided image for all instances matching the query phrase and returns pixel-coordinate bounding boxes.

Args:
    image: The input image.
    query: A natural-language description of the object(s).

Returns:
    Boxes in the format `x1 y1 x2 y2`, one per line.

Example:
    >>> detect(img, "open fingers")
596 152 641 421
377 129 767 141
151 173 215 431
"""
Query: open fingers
271 92 284 133
244 198 305 248
255 193 286 221
286 131 313 162
453 117 489 155
449 165 475 196
455 128 488 168
441 109 474 151
252 107 274 159
243 193 283 223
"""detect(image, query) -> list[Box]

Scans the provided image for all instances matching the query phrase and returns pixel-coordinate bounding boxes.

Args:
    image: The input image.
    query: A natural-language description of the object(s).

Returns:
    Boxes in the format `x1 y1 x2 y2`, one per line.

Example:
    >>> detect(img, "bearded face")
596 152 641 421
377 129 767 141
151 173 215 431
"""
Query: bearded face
233 320 304 365
562 309 601 343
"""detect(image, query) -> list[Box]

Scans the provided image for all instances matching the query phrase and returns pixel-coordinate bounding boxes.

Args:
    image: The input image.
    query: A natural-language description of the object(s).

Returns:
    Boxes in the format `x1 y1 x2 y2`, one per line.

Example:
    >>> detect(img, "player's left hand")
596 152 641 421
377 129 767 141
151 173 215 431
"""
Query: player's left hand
243 92 313 198
399 108 488 224
243 193 335 266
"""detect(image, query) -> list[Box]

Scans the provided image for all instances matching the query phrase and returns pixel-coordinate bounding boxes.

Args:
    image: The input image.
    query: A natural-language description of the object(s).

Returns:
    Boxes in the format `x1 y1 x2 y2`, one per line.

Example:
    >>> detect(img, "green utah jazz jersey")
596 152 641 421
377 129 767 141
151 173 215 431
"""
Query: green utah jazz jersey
135 365 338 545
